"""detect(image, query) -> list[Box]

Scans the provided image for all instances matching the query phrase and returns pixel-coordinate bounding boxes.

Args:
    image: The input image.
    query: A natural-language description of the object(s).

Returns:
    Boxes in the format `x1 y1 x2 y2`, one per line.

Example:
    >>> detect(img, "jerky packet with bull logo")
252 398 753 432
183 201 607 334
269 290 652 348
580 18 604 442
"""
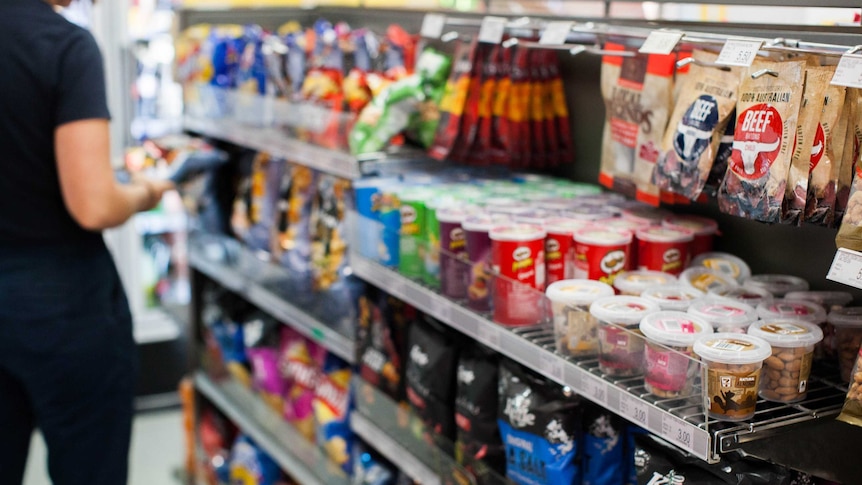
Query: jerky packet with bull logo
835 89 862 226
781 66 831 225
653 50 739 201
718 59 806 223
805 77 847 226
600 43 676 205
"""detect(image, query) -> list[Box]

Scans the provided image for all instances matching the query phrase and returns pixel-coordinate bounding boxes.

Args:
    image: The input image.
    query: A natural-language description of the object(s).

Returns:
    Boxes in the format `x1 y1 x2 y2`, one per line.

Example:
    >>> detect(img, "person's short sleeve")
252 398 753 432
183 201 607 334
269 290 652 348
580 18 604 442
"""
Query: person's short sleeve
54 29 110 126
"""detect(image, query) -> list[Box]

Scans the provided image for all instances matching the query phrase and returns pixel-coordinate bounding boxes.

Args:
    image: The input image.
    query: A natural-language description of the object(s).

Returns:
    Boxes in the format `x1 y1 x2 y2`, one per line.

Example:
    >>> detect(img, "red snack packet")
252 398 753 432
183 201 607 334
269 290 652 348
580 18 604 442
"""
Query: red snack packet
547 52 572 164
474 45 502 164
528 49 547 169
490 46 514 166
429 40 477 161
451 43 490 164
508 46 531 168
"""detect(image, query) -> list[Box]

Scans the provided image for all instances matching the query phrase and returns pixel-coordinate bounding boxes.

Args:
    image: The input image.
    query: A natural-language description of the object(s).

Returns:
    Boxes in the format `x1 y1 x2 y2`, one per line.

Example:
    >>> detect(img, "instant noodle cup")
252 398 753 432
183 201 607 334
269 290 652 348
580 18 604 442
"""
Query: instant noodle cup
662 215 719 257
463 213 511 313
574 228 632 286
490 224 547 326
694 333 772 422
641 284 705 311
436 207 472 300
691 252 751 284
640 312 713 398
743 274 809 298
613 270 677 296
679 267 737 294
590 296 660 377
688 298 758 334
621 204 671 226
547 280 615 357
709 286 773 308
543 218 591 287
829 307 862 382
747 320 823 403
635 227 694 276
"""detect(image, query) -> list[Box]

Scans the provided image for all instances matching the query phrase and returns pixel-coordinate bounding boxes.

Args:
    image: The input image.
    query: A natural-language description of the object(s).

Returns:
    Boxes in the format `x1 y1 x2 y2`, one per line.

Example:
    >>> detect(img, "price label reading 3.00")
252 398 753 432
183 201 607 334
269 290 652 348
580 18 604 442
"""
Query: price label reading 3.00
661 414 694 453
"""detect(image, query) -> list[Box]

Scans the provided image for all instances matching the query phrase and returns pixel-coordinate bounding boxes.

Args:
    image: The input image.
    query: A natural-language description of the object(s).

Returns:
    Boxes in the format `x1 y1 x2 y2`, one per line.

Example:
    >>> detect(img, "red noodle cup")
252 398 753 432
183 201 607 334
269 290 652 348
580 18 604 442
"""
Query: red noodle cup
463 213 511 313
636 227 694 276
640 311 713 398
596 218 651 270
574 228 632 287
490 224 547 326
543 218 591 287
662 215 718 257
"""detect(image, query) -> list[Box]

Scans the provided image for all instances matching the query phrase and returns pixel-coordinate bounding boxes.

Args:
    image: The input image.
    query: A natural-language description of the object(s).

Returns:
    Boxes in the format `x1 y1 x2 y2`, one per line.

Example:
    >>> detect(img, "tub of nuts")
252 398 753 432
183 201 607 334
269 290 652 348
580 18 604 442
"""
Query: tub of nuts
708 286 773 308
679 267 738 294
828 307 862 383
546 279 615 358
694 333 772 422
747 320 823 403
590 296 660 377
690 252 751 284
640 311 713 398
613 270 677 296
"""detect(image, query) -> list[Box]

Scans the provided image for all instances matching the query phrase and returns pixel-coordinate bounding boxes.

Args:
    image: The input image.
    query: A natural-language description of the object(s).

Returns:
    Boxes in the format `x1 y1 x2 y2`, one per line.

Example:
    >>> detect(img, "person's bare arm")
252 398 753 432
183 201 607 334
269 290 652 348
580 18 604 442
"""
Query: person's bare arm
56 118 173 231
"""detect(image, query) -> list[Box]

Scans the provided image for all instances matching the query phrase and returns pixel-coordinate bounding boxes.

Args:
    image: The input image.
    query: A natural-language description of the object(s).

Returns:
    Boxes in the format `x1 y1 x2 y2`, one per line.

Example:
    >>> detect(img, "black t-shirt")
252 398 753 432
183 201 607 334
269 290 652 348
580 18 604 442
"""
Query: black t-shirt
0 0 110 245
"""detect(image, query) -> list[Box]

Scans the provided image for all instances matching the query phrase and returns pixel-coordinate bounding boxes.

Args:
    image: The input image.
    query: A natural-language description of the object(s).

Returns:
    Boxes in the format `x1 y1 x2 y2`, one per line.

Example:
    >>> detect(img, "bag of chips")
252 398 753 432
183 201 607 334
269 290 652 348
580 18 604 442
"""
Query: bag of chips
279 328 326 441
498 359 582 485
430 40 477 161
582 403 624 485
600 43 676 205
653 50 739 201
357 287 415 402
718 59 806 222
314 353 353 473
455 344 505 476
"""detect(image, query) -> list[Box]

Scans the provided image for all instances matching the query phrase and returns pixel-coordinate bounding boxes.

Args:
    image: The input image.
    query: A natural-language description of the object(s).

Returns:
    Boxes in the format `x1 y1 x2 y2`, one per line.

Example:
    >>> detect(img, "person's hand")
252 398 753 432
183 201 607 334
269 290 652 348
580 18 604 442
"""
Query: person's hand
132 174 175 212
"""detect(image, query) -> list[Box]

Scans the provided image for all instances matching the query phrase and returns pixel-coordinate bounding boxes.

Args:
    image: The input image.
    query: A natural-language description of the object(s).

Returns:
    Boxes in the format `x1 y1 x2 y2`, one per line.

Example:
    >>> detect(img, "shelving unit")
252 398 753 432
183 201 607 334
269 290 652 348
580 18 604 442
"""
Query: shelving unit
194 372 350 485
350 251 849 463
189 238 356 364
350 413 443 485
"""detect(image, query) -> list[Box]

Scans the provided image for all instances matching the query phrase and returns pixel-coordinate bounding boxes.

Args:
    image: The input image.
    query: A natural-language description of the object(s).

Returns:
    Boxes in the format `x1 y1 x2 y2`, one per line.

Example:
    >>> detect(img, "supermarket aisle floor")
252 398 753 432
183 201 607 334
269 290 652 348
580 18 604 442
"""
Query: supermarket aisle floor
23 409 184 485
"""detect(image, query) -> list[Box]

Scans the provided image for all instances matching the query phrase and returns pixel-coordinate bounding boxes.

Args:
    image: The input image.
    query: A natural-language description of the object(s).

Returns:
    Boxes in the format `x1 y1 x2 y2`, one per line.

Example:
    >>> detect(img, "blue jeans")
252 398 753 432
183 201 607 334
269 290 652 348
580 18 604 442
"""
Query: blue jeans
0 239 137 485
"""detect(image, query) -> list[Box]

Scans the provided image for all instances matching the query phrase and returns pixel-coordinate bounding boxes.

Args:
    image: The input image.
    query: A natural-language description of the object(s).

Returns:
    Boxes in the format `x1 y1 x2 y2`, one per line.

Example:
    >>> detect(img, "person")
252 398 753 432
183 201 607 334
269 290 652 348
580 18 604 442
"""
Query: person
0 1 174 484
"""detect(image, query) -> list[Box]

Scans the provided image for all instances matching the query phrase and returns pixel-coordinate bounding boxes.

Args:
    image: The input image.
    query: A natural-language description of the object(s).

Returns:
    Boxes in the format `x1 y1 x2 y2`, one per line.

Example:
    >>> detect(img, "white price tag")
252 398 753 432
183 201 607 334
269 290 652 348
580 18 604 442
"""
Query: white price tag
583 375 607 406
638 31 684 55
539 21 573 45
420 14 446 39
539 353 564 382
827 248 862 289
431 295 452 322
715 39 763 67
619 393 649 427
390 278 407 298
661 414 695 453
478 16 507 44
477 324 502 349
831 55 862 88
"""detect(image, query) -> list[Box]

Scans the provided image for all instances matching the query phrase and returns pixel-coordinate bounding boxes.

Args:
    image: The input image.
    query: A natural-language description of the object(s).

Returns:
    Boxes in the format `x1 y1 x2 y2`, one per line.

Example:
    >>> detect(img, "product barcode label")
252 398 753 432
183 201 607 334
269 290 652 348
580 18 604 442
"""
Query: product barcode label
827 248 862 289
420 14 446 39
709 340 746 352
539 21 573 45
715 39 762 67
478 16 507 44
831 55 862 89
639 31 684 55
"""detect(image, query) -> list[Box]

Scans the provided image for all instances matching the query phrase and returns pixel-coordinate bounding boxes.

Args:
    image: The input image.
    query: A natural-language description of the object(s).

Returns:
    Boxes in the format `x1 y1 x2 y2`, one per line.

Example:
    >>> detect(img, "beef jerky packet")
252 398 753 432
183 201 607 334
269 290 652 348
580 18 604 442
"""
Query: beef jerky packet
498 359 582 485
429 39 477 161
718 59 806 223
805 73 846 226
782 67 831 225
836 89 862 225
703 109 736 197
600 43 676 204
653 50 739 201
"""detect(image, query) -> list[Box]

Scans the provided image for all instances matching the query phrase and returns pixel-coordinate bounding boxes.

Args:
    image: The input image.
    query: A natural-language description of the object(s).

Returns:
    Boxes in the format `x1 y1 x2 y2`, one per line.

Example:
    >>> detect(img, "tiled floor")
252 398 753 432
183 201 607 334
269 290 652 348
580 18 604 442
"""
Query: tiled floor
23 409 184 485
